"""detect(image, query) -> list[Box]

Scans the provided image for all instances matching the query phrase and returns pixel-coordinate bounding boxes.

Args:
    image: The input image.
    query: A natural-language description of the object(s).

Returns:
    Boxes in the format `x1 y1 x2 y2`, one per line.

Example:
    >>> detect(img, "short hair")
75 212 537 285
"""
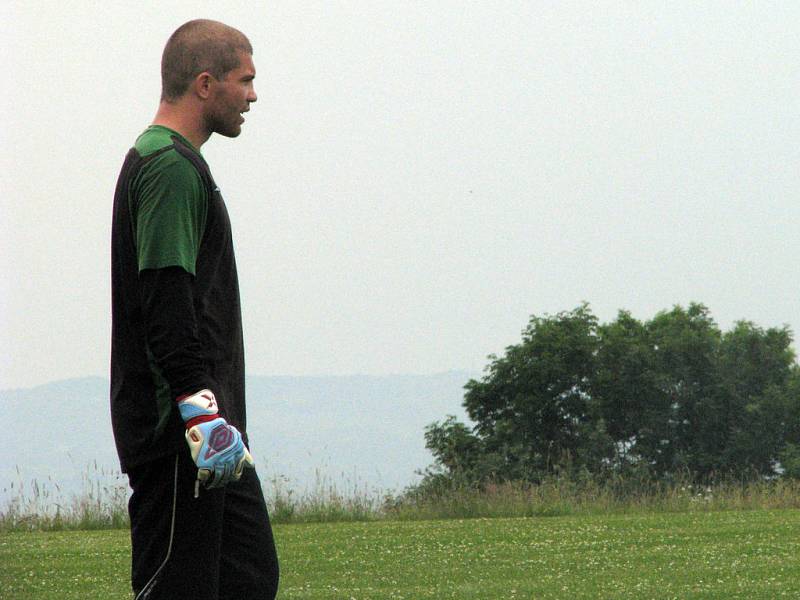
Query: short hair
161 19 253 102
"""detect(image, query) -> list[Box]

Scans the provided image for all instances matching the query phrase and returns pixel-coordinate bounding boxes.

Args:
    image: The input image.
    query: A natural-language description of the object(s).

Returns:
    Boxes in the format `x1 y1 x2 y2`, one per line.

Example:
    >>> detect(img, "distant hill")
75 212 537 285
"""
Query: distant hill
2 372 474 504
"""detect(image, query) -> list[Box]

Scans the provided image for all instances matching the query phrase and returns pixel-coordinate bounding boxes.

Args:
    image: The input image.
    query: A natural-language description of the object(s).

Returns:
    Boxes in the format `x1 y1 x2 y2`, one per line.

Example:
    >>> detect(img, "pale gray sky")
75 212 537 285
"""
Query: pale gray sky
2 1 800 389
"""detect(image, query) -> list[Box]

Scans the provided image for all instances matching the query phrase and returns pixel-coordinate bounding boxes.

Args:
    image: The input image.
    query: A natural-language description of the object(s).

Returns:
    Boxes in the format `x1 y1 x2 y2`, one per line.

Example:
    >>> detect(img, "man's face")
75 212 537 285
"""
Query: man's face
205 51 257 138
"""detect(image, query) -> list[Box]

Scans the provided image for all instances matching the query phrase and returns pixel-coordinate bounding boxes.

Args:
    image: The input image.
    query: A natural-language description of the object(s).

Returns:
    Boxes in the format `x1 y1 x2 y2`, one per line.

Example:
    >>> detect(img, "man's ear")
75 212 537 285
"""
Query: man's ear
193 72 214 100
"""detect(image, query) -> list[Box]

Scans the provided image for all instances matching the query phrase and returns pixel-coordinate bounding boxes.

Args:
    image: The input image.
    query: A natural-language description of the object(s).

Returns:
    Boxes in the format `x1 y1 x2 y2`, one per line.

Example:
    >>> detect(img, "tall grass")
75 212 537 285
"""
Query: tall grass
5 466 800 531
0 465 388 531
0 463 129 531
264 470 386 524
385 474 800 521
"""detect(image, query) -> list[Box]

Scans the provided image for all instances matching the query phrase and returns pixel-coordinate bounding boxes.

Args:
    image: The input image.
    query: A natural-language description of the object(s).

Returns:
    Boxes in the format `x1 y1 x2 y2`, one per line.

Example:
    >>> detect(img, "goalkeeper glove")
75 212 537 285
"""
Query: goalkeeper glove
177 390 254 492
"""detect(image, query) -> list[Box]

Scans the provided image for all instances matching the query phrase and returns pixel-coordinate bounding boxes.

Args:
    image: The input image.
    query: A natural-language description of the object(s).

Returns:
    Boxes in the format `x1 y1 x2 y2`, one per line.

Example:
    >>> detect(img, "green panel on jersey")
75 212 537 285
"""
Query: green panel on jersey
135 125 199 158
131 126 207 275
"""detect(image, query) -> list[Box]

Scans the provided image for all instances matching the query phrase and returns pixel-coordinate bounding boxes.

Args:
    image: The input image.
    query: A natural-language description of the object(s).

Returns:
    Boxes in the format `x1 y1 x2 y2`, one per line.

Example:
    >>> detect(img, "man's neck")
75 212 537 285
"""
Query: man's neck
152 101 210 149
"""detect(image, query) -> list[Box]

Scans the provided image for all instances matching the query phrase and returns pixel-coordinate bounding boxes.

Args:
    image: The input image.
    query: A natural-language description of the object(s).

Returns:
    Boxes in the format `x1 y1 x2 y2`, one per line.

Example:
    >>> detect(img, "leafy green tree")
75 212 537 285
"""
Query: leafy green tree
592 310 658 470
782 367 800 471
423 416 483 477
420 303 800 487
462 304 600 479
716 321 796 475
643 304 722 477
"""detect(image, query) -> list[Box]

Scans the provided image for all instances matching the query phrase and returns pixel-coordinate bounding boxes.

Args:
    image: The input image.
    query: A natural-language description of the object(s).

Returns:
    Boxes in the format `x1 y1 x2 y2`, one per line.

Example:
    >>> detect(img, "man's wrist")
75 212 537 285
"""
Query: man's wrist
176 389 219 424
184 413 219 429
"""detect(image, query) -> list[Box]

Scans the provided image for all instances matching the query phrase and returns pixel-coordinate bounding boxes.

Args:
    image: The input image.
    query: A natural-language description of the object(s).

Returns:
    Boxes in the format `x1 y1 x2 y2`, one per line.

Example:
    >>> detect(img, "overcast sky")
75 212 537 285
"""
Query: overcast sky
2 2 799 390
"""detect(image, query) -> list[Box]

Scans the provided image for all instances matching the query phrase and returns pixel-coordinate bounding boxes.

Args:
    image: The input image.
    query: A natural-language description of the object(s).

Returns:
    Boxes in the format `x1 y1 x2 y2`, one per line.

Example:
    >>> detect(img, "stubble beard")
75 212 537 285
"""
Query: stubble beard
204 109 242 139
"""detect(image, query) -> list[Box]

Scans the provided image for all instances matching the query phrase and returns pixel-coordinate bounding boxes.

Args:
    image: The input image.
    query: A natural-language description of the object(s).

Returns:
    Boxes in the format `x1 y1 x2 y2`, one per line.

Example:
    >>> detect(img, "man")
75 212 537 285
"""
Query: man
110 19 279 599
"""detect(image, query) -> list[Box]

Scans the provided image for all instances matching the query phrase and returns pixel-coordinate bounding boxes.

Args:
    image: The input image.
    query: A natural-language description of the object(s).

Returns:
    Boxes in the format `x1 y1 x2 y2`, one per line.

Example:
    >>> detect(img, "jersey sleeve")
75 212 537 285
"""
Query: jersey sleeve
139 266 213 400
133 151 208 275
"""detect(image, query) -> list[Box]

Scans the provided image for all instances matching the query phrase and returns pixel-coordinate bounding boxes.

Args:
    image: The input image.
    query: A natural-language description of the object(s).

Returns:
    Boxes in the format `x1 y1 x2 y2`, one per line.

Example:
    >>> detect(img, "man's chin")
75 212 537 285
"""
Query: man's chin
206 116 243 139
216 126 242 138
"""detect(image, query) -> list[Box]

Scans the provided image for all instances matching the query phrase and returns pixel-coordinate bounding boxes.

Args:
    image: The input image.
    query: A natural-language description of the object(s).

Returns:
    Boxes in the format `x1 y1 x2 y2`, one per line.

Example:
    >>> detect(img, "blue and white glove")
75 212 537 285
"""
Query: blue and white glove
177 390 254 492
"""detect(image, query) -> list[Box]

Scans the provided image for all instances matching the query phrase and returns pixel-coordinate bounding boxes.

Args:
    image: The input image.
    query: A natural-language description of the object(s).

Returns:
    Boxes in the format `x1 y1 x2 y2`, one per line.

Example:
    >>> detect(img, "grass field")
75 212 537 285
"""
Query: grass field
2 509 800 599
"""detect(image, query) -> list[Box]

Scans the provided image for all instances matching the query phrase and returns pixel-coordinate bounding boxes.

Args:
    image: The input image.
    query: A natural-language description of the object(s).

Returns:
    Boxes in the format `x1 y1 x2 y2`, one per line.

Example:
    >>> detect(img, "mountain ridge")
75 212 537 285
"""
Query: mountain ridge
3 371 475 503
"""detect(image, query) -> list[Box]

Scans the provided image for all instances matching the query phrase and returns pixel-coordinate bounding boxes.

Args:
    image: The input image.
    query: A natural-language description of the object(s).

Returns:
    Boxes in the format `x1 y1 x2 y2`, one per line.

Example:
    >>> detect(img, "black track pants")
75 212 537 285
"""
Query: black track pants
128 450 279 600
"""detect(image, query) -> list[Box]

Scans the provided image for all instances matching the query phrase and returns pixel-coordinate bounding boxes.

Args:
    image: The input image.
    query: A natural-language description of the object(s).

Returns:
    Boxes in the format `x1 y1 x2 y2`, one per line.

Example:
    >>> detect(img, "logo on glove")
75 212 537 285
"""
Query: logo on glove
199 391 217 411
204 423 235 459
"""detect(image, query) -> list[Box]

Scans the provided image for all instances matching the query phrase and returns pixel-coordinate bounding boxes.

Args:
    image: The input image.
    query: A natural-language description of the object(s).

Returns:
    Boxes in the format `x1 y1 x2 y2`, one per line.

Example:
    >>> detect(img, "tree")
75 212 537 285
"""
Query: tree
642 303 722 477
715 321 796 475
420 303 800 486
423 416 483 477
592 310 658 469
461 303 601 479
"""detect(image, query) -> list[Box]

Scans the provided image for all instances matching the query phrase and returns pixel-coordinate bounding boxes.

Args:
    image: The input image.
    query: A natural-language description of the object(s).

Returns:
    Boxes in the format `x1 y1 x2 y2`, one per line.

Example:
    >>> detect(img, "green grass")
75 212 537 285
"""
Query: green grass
8 467 800 531
385 477 800 521
3 509 800 599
